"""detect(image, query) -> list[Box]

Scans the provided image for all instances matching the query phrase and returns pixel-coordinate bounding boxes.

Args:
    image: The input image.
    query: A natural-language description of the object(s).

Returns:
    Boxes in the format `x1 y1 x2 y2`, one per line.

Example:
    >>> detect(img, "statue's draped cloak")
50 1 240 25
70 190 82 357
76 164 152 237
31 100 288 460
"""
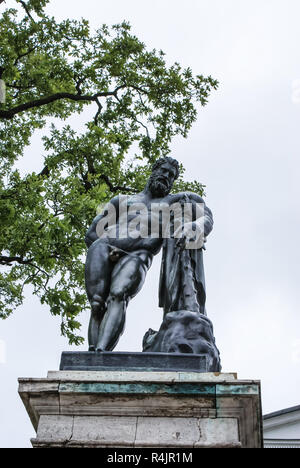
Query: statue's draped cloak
158 203 213 316
159 240 206 315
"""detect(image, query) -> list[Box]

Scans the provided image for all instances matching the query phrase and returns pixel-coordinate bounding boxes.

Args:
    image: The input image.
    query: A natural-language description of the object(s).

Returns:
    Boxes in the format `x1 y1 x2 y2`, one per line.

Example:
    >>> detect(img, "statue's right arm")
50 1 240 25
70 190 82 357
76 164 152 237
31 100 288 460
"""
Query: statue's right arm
85 196 119 248
85 213 105 248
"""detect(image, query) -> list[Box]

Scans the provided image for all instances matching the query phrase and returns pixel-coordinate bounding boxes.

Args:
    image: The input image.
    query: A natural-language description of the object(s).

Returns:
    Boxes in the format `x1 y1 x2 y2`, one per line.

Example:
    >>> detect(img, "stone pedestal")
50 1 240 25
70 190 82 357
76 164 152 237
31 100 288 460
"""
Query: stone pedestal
19 368 263 448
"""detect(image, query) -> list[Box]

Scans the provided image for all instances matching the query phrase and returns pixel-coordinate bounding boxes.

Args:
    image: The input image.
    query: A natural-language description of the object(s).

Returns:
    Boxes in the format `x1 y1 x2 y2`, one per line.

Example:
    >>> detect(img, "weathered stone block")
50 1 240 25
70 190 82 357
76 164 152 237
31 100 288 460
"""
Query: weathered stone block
18 370 263 448
72 416 137 446
194 418 239 447
37 415 73 441
135 416 201 447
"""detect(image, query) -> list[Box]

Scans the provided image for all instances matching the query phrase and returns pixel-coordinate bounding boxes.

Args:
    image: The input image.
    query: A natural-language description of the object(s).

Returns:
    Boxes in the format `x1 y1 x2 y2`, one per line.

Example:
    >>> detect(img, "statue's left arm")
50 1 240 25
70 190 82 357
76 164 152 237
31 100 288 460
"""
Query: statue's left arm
177 192 213 235
171 192 213 249
203 203 214 238
191 193 213 246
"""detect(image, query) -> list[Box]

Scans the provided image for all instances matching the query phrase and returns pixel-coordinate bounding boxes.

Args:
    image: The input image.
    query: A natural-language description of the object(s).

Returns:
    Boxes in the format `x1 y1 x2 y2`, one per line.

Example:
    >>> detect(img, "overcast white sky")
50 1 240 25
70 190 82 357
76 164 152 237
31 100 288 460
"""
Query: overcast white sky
1 0 300 448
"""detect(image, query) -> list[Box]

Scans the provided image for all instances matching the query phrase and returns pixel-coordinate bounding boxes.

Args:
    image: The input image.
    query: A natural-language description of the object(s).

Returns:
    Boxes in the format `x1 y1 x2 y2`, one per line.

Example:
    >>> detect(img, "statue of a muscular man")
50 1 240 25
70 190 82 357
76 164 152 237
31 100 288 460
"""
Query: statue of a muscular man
85 157 213 352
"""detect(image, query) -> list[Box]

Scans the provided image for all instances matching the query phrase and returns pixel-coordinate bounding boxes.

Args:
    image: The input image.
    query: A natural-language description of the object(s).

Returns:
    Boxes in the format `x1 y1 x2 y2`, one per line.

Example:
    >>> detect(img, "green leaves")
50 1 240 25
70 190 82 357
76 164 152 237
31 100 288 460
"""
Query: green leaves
0 0 218 343
0 269 24 319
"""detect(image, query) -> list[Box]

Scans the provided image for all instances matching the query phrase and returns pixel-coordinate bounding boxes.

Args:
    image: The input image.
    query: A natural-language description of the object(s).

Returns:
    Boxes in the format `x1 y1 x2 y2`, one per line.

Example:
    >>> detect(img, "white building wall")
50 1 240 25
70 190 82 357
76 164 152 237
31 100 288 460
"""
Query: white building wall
263 408 300 448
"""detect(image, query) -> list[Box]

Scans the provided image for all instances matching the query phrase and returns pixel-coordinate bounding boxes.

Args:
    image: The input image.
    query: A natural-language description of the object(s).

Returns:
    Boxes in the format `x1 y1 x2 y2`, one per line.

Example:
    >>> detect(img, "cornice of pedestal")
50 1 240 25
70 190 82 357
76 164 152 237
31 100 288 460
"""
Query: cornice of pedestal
46 370 239 382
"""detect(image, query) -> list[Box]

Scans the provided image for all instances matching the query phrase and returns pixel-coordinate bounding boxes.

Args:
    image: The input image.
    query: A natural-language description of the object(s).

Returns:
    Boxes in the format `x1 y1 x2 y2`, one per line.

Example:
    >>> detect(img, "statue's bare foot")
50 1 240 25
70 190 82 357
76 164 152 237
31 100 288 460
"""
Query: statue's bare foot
91 294 106 315
96 347 104 353
88 345 96 352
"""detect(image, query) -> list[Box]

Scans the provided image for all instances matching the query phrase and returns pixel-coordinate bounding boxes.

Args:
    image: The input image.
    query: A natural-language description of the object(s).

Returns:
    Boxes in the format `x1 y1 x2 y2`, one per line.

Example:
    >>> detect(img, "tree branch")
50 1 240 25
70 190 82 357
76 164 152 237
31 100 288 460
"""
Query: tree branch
38 160 135 194
75 76 84 95
6 83 35 90
0 255 33 266
0 86 127 119
82 153 137 193
14 46 37 66
38 165 50 177
19 1 36 23
99 174 137 193
94 97 102 125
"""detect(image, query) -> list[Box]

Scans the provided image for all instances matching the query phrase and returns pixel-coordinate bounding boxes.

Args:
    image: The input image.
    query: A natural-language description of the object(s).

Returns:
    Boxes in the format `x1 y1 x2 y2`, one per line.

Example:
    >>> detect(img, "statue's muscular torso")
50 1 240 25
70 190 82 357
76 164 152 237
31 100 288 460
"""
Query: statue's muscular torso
86 191 209 256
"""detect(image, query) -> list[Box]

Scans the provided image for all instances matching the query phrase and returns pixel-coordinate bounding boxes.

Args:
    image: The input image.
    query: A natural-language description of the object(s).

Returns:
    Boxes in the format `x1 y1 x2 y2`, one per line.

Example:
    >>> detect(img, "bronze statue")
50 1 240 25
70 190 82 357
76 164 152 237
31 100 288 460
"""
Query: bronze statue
85 157 220 370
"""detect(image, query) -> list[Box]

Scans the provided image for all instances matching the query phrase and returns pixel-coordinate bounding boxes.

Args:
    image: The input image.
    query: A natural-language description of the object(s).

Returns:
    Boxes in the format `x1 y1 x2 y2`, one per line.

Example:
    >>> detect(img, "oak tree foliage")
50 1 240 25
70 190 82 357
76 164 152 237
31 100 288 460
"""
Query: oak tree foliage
0 0 218 343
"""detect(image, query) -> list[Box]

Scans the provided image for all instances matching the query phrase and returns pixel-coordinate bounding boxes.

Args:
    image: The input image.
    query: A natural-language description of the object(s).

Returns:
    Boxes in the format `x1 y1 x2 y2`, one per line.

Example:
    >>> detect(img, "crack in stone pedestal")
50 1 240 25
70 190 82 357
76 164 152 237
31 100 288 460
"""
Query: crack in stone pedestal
68 416 74 445
133 416 139 447
194 418 202 448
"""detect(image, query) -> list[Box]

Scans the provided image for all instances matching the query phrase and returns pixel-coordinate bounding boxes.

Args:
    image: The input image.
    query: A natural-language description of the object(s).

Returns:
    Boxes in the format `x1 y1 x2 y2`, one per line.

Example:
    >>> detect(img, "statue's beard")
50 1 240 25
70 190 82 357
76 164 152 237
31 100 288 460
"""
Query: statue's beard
148 175 171 197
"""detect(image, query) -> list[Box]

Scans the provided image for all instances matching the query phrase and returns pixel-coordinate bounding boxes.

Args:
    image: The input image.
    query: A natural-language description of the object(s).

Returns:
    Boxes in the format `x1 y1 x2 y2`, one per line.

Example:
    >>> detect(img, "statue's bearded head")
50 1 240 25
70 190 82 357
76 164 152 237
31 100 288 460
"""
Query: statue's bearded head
147 157 179 197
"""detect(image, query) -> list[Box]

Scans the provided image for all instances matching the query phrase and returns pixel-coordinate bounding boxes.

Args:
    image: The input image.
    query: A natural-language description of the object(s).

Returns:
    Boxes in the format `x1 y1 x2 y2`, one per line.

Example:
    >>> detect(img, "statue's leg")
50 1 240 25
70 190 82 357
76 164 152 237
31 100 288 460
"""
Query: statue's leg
96 254 149 351
85 239 113 350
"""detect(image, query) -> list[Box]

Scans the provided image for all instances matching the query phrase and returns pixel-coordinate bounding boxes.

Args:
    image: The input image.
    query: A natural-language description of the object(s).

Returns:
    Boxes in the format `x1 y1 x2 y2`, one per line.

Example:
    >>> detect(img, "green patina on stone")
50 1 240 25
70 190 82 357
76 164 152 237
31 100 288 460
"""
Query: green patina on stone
216 384 259 396
58 381 217 396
